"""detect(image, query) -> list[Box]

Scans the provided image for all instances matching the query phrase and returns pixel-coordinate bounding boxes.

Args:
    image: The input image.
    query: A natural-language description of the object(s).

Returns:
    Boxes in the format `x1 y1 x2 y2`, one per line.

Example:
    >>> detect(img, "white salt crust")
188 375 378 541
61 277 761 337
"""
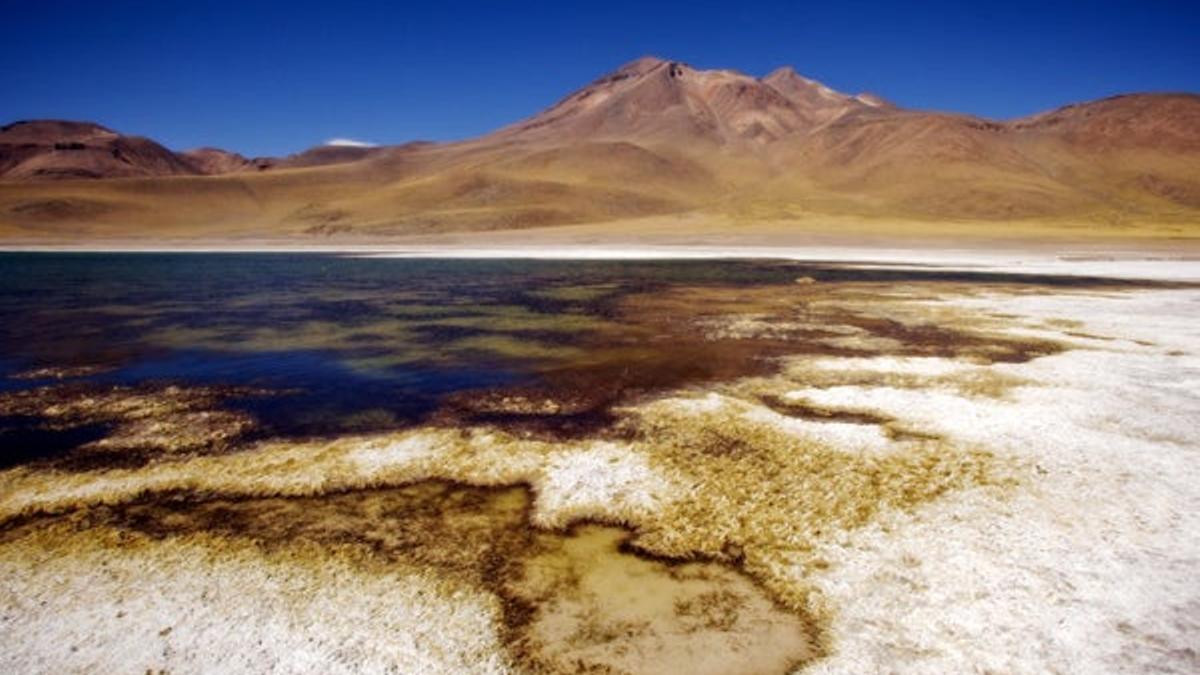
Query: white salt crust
796 289 1200 674
0 534 510 675
803 355 981 378
532 441 675 528
741 404 899 456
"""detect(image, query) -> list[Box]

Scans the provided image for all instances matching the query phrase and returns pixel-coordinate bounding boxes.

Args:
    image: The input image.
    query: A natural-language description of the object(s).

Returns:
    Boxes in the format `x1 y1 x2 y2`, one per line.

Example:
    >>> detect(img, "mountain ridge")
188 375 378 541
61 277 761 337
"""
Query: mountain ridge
1 57 1199 242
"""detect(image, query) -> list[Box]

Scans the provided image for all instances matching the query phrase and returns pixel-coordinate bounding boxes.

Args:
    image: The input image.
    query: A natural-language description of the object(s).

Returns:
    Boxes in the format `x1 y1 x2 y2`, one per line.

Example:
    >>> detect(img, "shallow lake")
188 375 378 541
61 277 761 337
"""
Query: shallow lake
0 252 1154 457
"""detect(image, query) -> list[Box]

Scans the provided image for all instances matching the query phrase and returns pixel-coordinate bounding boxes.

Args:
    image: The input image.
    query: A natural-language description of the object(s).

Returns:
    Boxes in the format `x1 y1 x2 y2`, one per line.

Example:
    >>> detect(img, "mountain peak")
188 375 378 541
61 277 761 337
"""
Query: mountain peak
763 65 799 81
0 119 197 180
615 55 670 76
0 119 118 144
854 92 893 108
499 57 889 147
596 56 695 86
762 67 843 99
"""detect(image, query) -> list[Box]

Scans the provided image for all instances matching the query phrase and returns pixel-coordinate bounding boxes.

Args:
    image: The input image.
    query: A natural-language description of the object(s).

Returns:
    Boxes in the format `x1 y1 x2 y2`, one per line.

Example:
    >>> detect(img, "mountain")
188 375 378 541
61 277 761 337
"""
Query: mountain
255 144 389 171
179 147 257 175
0 121 392 181
761 66 893 124
495 57 890 149
1 57 1198 243
1009 93 1200 152
0 120 200 180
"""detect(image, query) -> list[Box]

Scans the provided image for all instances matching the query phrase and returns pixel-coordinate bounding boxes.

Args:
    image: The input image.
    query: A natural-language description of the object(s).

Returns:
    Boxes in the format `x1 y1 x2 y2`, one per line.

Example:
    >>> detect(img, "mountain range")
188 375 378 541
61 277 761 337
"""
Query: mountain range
2 56 1198 243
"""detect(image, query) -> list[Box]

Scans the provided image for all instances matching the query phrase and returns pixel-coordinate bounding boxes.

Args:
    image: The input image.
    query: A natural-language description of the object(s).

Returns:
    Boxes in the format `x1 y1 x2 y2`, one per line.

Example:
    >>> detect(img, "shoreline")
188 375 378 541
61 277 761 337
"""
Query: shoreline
3 241 1200 281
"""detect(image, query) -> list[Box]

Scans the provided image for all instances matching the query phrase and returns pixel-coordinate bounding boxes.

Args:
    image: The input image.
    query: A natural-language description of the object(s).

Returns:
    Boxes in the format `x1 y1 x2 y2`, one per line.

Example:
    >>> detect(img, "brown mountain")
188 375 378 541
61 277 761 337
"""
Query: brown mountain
179 147 256 175
761 66 894 125
1 121 393 181
495 57 892 149
286 144 386 167
1 57 1198 243
0 120 200 180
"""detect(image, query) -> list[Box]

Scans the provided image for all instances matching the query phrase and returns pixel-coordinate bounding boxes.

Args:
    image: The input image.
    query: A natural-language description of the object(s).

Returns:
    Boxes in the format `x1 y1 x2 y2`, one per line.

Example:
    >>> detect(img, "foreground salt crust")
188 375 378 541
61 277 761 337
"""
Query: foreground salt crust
532 442 674 528
797 289 1200 674
0 529 510 675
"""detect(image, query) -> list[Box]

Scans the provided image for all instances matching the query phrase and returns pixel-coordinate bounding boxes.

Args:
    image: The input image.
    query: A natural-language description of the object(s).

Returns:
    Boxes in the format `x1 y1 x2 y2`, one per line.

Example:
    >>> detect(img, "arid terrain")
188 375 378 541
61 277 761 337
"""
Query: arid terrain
2 56 1199 247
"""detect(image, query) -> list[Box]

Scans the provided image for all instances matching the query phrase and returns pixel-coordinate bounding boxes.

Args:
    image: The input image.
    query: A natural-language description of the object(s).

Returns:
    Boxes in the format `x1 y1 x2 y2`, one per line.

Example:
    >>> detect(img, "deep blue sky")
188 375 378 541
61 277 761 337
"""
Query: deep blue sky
3 1 1197 156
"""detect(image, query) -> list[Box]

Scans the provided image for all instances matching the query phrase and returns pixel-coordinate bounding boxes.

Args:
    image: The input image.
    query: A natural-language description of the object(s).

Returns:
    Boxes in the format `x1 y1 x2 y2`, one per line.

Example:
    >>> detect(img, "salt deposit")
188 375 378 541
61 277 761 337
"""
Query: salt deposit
796 289 1200 674
0 527 510 674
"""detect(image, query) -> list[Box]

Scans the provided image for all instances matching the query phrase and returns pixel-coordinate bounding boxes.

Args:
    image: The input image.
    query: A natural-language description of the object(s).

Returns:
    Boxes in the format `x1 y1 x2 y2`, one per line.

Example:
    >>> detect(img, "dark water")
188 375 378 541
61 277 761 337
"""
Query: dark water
0 253 1162 448
0 415 112 469
0 254 805 436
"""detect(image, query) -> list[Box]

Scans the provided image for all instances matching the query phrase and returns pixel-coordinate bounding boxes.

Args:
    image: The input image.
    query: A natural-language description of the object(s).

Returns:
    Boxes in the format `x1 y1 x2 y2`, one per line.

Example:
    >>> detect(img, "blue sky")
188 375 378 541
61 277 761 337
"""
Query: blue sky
2 1 1197 156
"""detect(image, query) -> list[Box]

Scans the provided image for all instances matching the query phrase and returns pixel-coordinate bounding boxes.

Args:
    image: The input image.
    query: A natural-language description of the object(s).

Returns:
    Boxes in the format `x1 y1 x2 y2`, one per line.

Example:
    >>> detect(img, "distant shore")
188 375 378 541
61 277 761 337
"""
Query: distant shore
3 236 1200 281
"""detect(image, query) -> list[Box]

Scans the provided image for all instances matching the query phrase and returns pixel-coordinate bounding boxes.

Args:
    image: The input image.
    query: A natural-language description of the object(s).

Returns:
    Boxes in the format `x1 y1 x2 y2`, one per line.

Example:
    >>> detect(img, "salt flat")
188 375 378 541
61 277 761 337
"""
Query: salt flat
0 254 1197 674
799 288 1200 673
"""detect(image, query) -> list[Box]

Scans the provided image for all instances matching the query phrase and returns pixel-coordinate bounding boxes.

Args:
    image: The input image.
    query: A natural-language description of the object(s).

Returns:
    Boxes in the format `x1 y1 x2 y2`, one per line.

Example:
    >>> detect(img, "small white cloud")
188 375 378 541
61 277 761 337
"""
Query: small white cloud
324 138 378 148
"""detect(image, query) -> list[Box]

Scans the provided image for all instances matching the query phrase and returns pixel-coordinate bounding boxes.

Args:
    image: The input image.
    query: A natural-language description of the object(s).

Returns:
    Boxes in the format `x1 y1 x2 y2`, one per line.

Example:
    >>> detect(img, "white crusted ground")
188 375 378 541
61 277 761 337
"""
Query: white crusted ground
532 441 675 528
0 531 510 675
796 289 1200 674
